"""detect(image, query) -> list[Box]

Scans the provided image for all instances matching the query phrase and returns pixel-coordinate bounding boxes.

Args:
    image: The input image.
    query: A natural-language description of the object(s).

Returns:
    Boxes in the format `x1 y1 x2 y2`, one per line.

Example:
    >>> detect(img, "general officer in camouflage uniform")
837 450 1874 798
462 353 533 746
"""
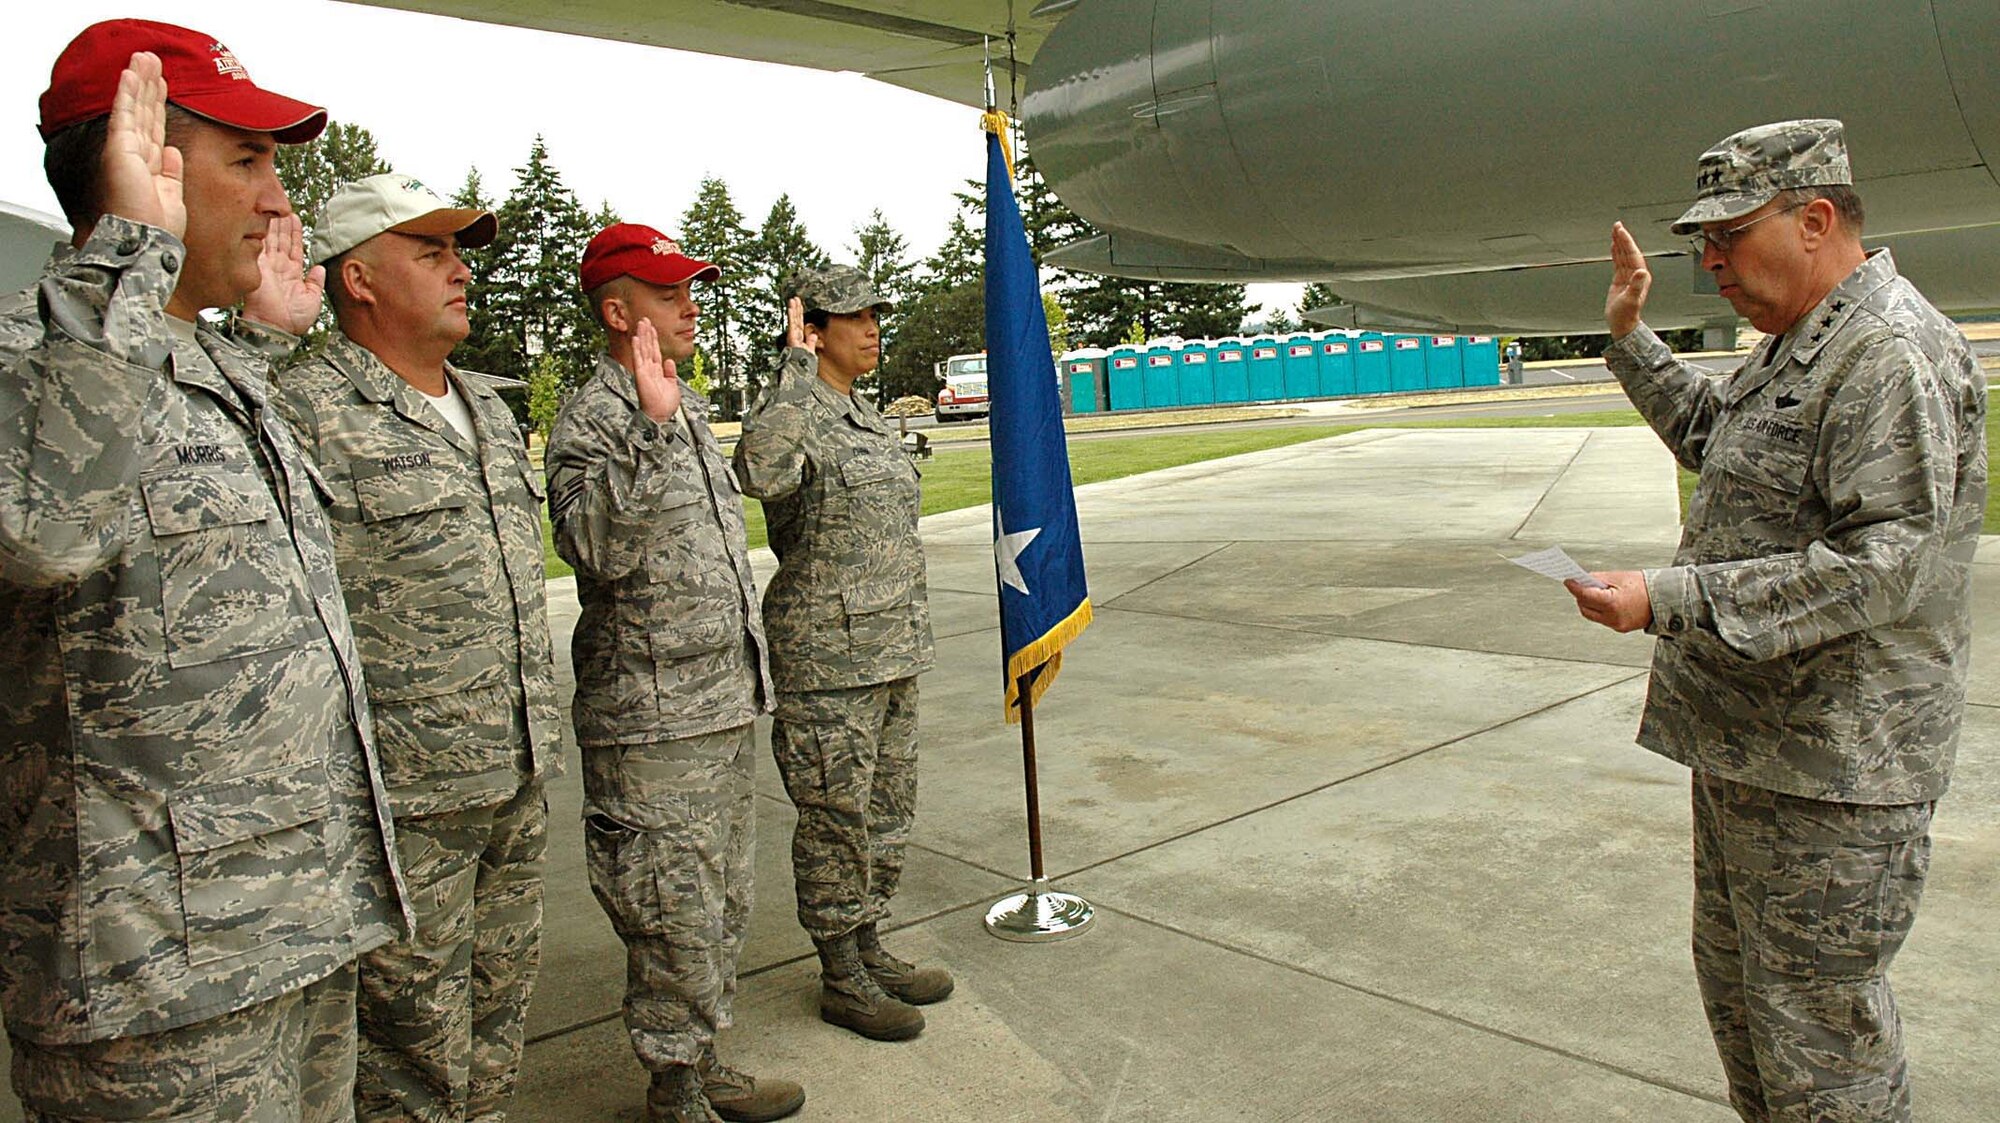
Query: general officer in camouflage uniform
1569 120 1986 1123
1 20 408 1122
547 222 804 1123
733 266 953 1043
273 174 562 1123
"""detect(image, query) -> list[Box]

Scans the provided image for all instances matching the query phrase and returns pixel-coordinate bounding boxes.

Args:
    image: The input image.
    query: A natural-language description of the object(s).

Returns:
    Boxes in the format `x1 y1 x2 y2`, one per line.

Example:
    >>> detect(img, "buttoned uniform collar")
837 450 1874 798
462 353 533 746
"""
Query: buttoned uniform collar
807 366 889 433
322 329 481 452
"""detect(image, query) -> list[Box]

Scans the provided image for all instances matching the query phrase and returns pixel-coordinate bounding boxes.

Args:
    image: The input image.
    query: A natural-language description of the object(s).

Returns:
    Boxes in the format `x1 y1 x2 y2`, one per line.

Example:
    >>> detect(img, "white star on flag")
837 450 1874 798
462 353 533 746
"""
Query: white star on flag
994 509 1042 596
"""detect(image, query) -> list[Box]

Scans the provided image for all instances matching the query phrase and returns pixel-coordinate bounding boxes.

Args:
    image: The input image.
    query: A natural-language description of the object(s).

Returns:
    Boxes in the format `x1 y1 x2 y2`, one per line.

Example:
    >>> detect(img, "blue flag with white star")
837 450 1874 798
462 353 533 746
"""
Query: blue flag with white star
984 119 1092 722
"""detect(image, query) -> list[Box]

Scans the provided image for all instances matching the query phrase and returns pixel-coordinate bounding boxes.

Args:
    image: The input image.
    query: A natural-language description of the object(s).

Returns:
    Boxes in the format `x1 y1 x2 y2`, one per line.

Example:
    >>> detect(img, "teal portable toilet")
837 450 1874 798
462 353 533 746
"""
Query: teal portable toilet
1424 334 1464 390
1063 348 1106 414
1389 334 1427 391
1176 341 1215 406
1211 337 1250 403
1353 332 1391 394
1318 333 1357 397
1107 346 1145 410
1282 333 1320 399
1462 335 1502 387
1246 337 1285 401
1142 342 1179 408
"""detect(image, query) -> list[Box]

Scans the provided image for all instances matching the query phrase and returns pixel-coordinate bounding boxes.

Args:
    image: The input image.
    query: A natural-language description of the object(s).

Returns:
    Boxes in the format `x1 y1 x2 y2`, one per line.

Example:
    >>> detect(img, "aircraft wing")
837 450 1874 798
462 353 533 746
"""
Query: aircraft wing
341 0 1057 108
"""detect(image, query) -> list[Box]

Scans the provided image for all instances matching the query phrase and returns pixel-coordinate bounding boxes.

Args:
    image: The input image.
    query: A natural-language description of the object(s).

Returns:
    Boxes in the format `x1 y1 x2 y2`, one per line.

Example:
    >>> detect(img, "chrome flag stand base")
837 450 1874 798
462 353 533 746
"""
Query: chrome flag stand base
985 877 1095 943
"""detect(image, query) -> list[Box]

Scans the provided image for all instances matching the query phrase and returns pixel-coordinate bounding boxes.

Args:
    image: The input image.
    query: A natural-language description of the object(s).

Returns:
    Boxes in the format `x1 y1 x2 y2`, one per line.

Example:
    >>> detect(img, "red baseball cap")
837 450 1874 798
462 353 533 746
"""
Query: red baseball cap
39 19 326 143
579 223 720 293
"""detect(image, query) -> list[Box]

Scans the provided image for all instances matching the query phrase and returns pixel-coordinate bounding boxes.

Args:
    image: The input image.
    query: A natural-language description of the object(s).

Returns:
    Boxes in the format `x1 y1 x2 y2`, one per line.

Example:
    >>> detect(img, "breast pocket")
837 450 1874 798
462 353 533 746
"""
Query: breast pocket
352 464 483 612
1694 431 1813 558
167 760 338 966
842 580 918 662
141 463 312 669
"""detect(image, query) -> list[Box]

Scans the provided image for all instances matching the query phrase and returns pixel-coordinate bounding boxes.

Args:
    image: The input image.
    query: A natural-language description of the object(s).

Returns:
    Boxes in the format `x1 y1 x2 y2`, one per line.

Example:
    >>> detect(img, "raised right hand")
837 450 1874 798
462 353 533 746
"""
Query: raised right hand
785 296 819 354
631 318 682 424
99 52 185 240
1604 222 1651 339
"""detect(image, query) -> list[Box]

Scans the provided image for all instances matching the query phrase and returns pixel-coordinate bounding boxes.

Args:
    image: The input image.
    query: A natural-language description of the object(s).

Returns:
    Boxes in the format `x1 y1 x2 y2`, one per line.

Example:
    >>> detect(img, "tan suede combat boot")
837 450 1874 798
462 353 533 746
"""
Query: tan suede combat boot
856 922 955 1005
814 932 926 1041
698 1046 805 1122
645 1065 723 1123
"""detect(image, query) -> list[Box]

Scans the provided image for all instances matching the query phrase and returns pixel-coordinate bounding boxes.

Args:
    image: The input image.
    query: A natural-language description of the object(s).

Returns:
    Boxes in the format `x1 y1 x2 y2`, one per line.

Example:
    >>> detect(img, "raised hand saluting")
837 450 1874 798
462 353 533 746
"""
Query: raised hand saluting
1604 221 1652 339
786 296 819 354
242 212 326 335
631 317 682 424
99 52 185 240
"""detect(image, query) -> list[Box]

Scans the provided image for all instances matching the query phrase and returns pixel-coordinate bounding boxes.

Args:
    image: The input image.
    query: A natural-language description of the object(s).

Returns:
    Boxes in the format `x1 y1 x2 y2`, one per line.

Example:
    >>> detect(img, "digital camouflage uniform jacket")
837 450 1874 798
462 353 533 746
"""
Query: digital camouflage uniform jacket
547 353 772 746
1608 248 1987 804
732 348 934 692
0 218 406 1044
274 333 563 817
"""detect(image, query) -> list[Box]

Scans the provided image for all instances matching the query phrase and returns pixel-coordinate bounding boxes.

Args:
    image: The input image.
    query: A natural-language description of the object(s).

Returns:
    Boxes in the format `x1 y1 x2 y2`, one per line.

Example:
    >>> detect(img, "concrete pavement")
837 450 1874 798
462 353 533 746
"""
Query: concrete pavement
7 425 1997 1121
511 426 1997 1122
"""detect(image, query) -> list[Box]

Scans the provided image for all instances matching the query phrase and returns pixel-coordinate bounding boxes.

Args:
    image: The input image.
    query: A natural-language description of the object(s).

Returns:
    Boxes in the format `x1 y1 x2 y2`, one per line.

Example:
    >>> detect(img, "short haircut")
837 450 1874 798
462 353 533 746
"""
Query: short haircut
1784 185 1865 235
43 104 198 232
586 278 626 330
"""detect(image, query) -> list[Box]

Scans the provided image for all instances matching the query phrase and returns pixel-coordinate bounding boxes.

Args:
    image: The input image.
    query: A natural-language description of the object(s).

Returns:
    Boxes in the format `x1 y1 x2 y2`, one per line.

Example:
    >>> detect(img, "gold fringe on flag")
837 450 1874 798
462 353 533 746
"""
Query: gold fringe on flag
1003 597 1094 723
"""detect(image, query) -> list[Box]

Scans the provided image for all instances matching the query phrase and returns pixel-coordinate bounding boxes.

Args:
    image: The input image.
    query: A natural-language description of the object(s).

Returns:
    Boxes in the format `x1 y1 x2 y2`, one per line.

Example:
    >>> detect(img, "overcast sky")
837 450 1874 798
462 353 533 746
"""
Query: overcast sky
2 2 1301 318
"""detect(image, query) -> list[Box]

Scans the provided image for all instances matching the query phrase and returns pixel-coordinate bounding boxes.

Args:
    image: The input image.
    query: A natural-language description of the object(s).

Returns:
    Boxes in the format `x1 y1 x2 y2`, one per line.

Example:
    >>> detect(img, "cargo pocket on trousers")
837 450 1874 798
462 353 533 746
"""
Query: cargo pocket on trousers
1755 837 1928 980
8 1043 216 1122
168 763 338 967
583 803 697 938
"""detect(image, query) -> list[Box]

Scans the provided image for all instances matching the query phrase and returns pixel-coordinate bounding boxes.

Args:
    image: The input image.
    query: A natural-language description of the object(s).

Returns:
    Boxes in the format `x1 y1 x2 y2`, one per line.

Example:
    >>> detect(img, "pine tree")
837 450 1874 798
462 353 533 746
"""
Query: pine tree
679 176 755 417
450 168 513 377
851 210 915 310
743 194 829 377
482 137 600 388
275 122 392 240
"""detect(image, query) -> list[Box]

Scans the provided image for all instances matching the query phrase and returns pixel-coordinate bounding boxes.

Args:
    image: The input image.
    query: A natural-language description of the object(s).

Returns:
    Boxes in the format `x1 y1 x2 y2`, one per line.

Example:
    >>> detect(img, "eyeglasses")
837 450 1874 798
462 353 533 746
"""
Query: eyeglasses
1687 203 1804 256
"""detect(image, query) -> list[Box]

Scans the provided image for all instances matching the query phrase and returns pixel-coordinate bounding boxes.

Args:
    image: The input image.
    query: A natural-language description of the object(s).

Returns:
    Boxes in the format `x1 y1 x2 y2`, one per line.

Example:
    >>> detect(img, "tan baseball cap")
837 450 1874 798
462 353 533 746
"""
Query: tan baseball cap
312 172 497 264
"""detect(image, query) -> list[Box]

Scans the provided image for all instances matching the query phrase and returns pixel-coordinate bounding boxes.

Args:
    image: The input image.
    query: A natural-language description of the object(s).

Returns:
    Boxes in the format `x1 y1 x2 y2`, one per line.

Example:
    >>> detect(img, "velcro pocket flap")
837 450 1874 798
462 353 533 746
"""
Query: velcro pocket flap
840 454 900 488
169 764 331 854
652 615 733 659
141 464 274 535
842 581 912 615
1715 436 1810 495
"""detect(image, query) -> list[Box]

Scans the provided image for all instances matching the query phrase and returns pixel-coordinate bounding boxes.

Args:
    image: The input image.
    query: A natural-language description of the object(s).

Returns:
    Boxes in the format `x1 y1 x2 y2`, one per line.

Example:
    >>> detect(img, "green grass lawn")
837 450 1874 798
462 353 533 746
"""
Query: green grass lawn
540 395 2000 580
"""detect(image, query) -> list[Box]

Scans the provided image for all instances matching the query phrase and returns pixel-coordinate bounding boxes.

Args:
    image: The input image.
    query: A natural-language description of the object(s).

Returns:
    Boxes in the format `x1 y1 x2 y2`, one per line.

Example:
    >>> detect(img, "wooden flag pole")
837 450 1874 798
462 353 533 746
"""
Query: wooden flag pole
1018 672 1046 881
984 668 1094 941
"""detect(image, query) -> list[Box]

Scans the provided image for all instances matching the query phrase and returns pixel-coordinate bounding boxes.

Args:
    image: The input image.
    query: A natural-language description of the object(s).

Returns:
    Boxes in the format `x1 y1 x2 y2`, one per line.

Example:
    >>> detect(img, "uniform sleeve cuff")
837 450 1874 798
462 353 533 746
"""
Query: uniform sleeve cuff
1643 566 1703 636
1603 323 1675 371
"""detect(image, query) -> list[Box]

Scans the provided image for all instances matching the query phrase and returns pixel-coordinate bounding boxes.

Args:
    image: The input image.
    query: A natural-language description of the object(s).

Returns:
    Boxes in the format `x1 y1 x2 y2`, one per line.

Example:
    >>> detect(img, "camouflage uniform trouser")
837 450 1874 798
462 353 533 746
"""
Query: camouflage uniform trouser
356 775 548 1123
771 678 918 941
8 961 358 1122
1691 773 1934 1123
583 723 756 1070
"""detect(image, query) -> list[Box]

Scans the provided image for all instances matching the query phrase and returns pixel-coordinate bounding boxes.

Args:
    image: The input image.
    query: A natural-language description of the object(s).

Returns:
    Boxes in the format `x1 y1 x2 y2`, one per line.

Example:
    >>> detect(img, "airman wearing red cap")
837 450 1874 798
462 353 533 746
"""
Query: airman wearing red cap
544 224 803 1123
0 20 404 1123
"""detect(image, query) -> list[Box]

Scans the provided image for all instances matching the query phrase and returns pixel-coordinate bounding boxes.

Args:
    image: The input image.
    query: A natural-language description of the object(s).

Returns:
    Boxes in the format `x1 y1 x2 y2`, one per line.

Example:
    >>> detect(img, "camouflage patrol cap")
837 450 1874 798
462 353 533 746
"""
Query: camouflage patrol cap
1671 119 1851 234
787 264 892 315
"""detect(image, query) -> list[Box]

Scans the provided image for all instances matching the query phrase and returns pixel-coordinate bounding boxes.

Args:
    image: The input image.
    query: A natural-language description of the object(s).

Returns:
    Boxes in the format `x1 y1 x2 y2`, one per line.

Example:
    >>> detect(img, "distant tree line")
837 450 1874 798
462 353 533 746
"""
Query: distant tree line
277 124 1686 426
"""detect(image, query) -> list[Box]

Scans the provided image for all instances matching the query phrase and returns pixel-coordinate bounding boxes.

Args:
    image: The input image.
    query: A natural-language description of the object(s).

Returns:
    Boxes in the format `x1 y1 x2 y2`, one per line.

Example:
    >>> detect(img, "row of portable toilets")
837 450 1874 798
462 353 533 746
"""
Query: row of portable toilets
1060 331 1502 414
